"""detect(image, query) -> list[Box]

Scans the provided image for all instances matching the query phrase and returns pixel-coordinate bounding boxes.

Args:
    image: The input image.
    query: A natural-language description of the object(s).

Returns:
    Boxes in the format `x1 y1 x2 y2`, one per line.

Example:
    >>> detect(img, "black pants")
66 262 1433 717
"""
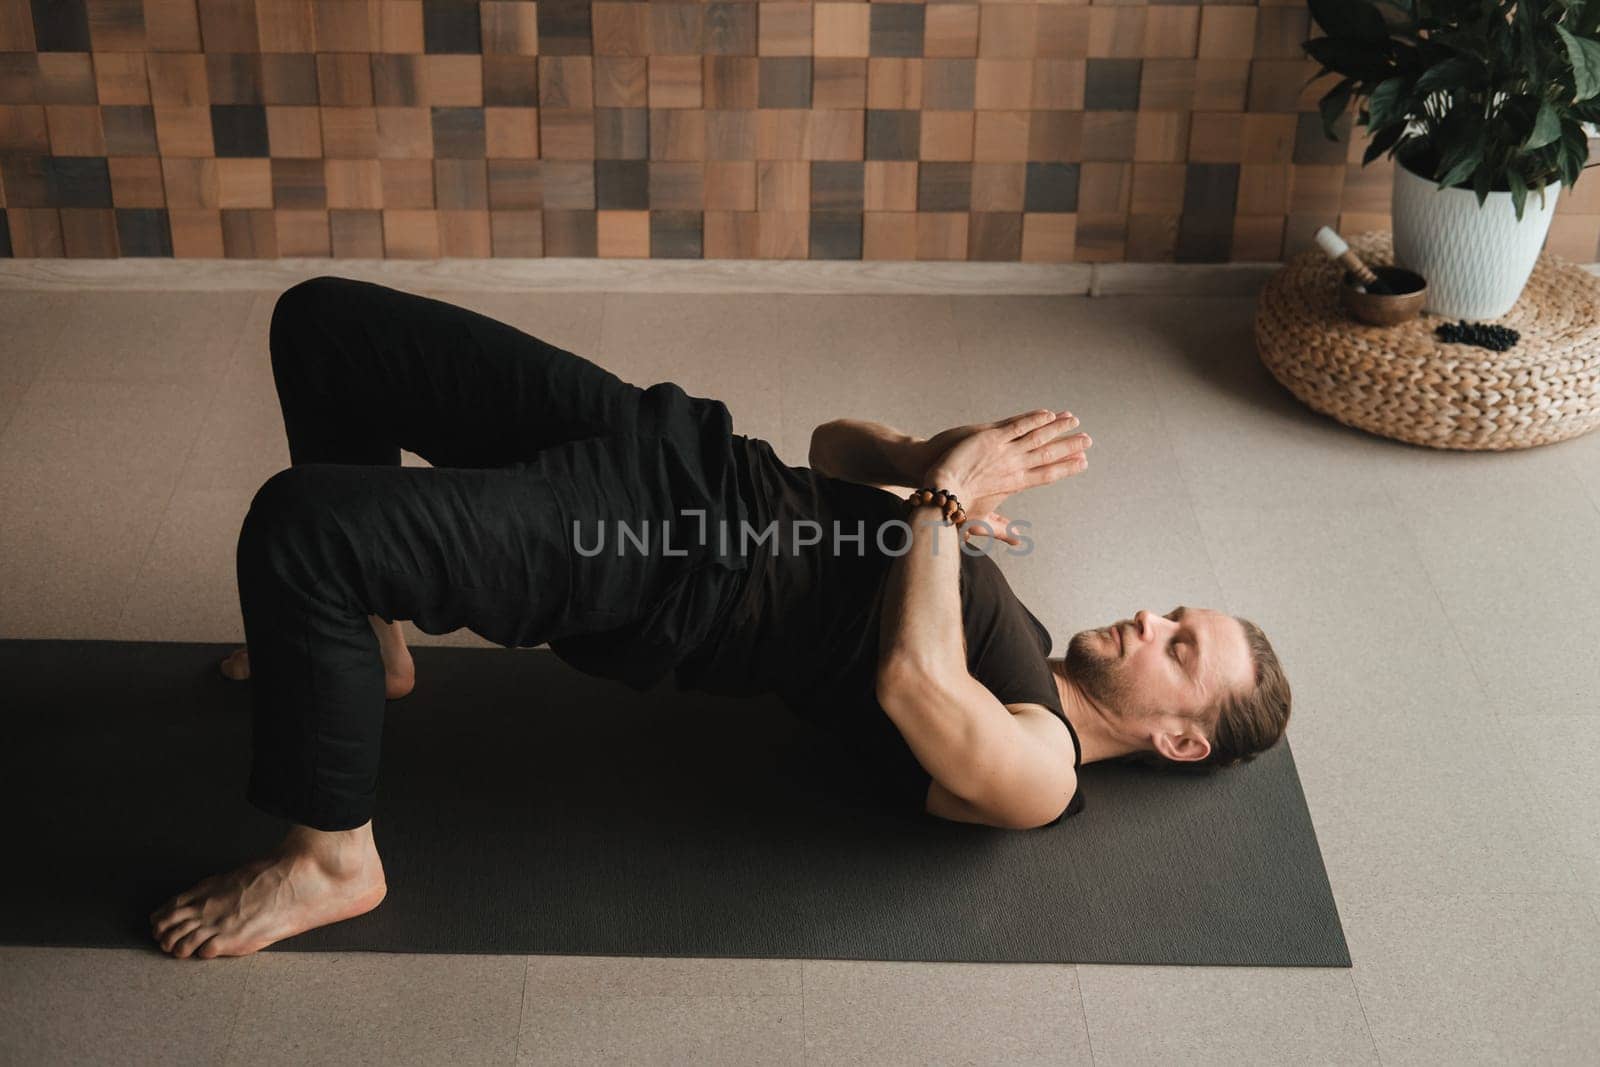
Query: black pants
239 276 742 831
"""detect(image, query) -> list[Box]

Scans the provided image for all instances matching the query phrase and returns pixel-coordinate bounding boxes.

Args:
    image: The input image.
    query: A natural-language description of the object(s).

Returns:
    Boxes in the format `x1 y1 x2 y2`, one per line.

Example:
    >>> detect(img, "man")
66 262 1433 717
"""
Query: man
150 277 1290 960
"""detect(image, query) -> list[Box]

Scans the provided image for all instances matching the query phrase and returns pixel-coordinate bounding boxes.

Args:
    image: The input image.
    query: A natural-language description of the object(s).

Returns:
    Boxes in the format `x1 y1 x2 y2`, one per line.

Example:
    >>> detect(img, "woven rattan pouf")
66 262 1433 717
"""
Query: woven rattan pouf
1254 229 1600 451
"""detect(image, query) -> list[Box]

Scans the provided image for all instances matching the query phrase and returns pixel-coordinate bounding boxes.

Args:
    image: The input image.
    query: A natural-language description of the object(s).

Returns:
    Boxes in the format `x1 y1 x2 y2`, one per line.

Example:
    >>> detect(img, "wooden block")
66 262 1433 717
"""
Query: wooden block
169 208 225 256
261 54 319 105
594 56 648 107
490 209 543 256
1341 159 1392 214
650 3 703 56
439 209 491 256
1198 7 1256 61
705 56 758 109
379 157 435 207
702 209 757 257
6 208 63 256
0 107 50 154
317 0 382 53
320 107 379 157
594 106 647 158
970 161 1025 211
1021 211 1074 262
1078 111 1135 162
480 1 537 56
596 208 649 256
1245 58 1314 112
206 54 263 106
1143 6 1199 59
1034 6 1089 60
216 157 274 207
485 105 540 157
1125 212 1177 261
45 105 104 156
487 157 543 209
813 57 866 108
1236 162 1290 214
372 54 424 106
59 208 116 256
814 3 869 59
101 106 158 155
540 160 596 209
146 53 208 107
864 160 917 211
923 57 975 110
1027 109 1081 163
1241 113 1296 164
318 53 375 107
375 107 433 158
256 0 316 53
972 110 1029 163
435 157 487 209
144 0 202 52
196 0 261 53
220 207 276 256
1194 58 1248 111
484 55 540 106
153 105 214 157
759 2 812 57
808 210 861 259
1134 110 1188 162
271 156 327 209
539 107 595 158
1255 6 1310 60
1231 214 1285 261
924 2 979 59
869 2 923 59
1130 161 1184 214
810 159 862 211
705 2 756 56
756 158 807 212
1087 7 1146 60
920 110 973 162
979 4 1037 59
383 208 440 257
916 211 966 260
704 159 756 209
1073 213 1126 262
703 109 753 160
1 0 37 49
109 156 166 207
266 106 322 157
975 59 1031 110
592 2 650 57
1287 163 1343 214
649 160 704 210
917 160 970 212
1032 59 1085 110
1188 111 1244 163
379 2 424 53
538 56 592 109
1078 161 1130 215
329 208 385 256
160 157 218 208
862 210 915 259
808 108 862 161
325 157 384 208
425 55 483 106
94 53 149 106
650 209 703 257
967 210 1021 261
650 55 702 109
650 107 705 160
756 209 807 257
867 58 921 111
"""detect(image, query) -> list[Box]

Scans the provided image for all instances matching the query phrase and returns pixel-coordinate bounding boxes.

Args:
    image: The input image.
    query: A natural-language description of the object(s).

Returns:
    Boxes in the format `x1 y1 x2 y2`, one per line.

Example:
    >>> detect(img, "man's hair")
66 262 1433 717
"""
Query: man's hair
1115 615 1291 775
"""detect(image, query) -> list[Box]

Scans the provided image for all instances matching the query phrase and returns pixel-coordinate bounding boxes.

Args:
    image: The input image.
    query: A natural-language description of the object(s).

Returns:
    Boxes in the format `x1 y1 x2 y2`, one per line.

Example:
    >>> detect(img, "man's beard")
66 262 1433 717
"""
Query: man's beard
1063 627 1142 724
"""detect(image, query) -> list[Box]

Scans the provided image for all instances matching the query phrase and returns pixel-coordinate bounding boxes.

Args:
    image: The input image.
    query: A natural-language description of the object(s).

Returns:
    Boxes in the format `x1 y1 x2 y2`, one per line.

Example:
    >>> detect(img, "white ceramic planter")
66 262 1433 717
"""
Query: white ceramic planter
1390 149 1562 320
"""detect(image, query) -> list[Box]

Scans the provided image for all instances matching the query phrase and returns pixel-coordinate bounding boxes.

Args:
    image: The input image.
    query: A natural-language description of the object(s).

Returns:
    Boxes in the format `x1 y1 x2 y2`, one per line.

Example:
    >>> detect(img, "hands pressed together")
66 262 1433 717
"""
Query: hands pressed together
917 408 1092 545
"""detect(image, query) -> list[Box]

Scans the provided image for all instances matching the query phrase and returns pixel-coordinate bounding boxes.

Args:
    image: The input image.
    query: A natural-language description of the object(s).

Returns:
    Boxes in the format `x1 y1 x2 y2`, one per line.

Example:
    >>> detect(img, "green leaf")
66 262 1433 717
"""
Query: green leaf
1363 121 1406 164
1414 55 1480 100
1559 25 1600 101
1439 140 1485 189
1525 100 1563 150
1319 81 1356 140
1508 167 1528 222
1472 163 1492 208
1367 76 1412 128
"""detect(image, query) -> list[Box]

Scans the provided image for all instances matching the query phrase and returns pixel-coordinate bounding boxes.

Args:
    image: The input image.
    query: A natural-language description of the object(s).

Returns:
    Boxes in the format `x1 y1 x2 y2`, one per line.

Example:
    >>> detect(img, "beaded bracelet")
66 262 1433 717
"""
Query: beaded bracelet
906 486 967 525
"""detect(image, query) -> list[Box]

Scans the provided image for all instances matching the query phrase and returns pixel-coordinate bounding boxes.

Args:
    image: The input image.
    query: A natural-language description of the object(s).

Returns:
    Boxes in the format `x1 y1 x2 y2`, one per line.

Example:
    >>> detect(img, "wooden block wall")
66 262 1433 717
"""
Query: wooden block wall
1 1 1596 262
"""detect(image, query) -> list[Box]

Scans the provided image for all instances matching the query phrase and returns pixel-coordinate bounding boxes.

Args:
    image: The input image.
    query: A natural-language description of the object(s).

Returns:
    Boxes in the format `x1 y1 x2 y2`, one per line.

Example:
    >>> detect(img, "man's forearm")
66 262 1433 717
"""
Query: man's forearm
809 419 928 487
875 502 1000 794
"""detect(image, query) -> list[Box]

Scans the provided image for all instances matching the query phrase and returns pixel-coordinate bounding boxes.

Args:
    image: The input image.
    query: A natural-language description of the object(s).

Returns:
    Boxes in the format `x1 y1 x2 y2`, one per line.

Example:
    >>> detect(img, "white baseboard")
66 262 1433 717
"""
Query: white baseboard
0 257 1594 295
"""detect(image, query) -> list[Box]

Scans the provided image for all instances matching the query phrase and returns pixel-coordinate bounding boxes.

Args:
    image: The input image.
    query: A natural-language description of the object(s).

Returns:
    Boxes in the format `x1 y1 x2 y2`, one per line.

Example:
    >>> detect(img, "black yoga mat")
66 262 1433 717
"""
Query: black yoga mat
0 638 1350 966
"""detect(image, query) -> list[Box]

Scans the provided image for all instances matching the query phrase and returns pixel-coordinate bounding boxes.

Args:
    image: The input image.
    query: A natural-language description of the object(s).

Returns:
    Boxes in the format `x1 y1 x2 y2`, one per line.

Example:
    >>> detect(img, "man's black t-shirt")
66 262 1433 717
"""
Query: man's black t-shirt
672 434 1086 823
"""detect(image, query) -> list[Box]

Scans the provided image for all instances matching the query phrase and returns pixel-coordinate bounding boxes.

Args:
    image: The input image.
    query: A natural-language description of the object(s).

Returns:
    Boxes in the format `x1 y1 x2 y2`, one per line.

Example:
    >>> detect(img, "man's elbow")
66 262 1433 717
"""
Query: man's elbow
808 421 837 474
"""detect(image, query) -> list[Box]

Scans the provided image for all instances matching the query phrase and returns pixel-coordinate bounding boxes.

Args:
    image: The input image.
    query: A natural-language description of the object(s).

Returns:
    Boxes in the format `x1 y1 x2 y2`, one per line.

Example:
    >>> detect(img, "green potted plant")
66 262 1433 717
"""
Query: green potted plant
1303 0 1600 319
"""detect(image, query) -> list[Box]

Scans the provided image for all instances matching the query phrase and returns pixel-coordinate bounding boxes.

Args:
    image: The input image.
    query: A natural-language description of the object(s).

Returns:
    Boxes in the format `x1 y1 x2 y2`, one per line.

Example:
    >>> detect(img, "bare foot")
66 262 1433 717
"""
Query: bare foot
220 615 415 699
149 821 387 959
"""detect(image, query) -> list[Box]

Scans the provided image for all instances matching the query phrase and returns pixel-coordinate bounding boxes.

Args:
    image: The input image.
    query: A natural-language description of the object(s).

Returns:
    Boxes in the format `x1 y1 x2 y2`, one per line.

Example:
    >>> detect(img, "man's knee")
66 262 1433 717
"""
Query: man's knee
239 466 338 567
269 276 349 362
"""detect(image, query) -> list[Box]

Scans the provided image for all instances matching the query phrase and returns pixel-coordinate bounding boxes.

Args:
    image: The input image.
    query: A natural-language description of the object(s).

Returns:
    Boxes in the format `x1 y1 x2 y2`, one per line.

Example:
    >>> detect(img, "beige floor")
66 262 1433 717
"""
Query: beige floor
2 281 1599 1065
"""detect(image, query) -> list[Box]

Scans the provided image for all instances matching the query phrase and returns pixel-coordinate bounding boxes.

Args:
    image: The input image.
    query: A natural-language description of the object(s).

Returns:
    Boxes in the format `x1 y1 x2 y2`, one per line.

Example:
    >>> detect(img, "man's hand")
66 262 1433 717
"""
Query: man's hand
923 409 1091 527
